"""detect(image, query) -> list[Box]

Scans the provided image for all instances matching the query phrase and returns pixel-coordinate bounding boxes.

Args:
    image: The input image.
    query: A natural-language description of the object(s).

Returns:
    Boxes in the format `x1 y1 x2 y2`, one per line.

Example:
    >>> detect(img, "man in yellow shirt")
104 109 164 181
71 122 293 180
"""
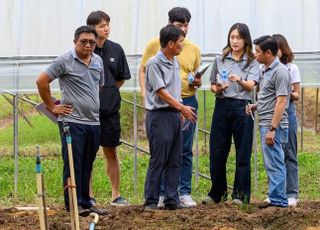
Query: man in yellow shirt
139 7 201 208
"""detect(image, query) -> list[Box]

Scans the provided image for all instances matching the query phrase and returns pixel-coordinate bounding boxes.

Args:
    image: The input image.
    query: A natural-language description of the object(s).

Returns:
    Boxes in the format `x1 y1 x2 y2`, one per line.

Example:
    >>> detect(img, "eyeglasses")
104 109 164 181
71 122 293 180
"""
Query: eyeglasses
78 39 96 47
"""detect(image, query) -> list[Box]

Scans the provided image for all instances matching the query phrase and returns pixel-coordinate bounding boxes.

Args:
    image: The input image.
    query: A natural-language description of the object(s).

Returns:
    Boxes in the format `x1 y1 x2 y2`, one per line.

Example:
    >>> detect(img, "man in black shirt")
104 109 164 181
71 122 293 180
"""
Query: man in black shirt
87 10 131 206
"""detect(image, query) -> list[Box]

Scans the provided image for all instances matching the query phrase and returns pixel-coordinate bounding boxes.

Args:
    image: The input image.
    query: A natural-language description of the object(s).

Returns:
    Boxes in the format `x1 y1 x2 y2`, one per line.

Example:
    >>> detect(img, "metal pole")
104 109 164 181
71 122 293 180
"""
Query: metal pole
133 63 138 194
300 87 304 152
14 0 23 195
252 88 258 196
315 88 319 133
253 112 258 196
195 91 199 188
14 93 19 194
203 90 207 155
132 0 141 194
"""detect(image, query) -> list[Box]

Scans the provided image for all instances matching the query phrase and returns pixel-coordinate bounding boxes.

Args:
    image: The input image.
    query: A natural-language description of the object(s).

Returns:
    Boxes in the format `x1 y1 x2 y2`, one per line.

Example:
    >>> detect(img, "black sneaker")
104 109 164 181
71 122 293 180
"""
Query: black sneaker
78 206 90 217
144 203 160 211
258 202 287 209
89 206 110 215
164 203 183 210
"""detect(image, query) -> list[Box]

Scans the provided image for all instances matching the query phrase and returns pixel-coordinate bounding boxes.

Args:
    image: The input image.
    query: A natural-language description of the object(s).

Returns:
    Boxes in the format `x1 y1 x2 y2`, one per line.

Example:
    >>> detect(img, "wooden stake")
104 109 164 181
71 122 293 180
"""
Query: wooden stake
64 124 80 230
36 153 48 230
68 177 75 230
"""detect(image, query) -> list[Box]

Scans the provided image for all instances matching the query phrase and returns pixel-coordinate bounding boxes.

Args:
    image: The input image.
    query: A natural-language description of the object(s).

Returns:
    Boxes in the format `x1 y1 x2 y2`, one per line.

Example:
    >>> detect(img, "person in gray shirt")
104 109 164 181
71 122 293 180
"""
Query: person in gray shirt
36 25 108 216
143 24 196 210
203 23 259 205
249 35 290 208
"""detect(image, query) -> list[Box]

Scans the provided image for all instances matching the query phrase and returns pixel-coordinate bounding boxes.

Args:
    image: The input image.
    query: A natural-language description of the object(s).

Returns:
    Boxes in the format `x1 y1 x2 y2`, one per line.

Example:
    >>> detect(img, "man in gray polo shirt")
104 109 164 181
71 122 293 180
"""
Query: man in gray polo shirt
36 25 108 216
248 35 290 208
144 24 197 210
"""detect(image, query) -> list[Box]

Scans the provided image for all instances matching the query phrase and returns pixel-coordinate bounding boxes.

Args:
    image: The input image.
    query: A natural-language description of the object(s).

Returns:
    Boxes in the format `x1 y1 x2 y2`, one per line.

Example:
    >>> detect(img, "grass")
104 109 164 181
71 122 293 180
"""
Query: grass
0 94 42 118
0 148 319 208
0 91 319 207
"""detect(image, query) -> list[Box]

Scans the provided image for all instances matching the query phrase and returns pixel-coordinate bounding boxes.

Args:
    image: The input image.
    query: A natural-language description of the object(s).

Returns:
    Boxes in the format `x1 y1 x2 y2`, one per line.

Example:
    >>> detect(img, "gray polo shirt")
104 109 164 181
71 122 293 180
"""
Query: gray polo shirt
257 57 290 128
46 48 104 125
209 53 260 100
144 51 181 110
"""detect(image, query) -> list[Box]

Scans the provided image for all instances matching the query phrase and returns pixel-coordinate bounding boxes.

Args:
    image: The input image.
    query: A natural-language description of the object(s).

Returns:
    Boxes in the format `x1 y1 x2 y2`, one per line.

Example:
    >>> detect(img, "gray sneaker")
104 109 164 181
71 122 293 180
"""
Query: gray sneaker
144 203 160 211
111 196 129 206
202 196 215 205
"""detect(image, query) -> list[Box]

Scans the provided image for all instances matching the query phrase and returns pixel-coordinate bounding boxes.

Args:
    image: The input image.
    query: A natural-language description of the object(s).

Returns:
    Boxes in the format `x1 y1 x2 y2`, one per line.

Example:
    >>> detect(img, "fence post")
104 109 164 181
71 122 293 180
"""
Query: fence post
203 90 207 155
133 60 138 194
300 87 304 152
195 91 199 188
14 93 19 194
252 88 258 196
316 88 319 133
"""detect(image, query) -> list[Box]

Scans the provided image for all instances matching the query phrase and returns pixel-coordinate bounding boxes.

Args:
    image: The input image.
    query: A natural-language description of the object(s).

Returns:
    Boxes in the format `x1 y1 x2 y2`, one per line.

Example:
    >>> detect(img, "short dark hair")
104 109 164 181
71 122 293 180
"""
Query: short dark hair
86 10 110 26
168 7 191 24
159 24 185 48
74 25 98 41
272 34 294 64
253 35 278 56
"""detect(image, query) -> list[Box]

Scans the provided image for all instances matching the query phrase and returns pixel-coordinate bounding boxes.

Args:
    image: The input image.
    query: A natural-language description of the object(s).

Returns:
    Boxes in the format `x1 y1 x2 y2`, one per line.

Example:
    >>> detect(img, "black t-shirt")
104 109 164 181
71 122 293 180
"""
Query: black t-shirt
94 40 131 87
94 40 131 113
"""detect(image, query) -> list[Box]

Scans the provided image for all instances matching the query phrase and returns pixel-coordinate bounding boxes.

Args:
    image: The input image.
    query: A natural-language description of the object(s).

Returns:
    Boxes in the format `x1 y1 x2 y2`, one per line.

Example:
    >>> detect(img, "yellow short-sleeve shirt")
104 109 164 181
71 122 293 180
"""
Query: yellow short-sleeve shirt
141 37 201 98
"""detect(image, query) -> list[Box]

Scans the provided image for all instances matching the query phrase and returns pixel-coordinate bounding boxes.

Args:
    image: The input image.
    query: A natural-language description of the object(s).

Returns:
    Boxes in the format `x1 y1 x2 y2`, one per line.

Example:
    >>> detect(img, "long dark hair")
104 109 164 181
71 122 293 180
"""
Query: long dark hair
272 34 294 64
222 23 254 69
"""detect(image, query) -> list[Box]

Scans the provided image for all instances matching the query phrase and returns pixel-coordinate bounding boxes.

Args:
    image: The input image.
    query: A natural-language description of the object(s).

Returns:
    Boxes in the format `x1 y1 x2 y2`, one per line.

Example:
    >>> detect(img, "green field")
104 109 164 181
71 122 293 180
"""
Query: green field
0 92 319 208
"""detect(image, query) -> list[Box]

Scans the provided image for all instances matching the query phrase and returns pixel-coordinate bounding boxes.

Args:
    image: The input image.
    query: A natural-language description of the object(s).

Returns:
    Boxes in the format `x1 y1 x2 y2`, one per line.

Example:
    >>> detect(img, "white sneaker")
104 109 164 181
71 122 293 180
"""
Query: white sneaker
264 197 270 203
288 198 298 206
157 196 164 208
179 195 197 208
232 199 243 205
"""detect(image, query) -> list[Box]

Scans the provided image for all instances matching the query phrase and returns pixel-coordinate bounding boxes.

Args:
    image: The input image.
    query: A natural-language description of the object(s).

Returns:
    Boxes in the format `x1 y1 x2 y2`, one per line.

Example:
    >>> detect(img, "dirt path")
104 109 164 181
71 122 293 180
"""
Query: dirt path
1 201 320 229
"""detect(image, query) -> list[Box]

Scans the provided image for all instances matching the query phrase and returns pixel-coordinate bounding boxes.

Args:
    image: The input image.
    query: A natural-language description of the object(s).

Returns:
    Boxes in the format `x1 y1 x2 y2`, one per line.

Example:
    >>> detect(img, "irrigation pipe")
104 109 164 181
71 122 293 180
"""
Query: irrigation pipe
89 213 99 230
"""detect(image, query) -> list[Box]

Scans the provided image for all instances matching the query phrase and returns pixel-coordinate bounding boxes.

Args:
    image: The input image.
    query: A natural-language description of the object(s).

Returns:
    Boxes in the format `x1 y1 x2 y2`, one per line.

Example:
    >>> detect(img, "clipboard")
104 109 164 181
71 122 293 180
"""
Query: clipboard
195 63 210 78
35 98 60 124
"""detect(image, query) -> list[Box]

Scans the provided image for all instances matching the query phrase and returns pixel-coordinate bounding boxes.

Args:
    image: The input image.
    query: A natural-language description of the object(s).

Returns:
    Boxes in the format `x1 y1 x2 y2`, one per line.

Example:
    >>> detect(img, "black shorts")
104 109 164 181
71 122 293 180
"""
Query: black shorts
100 111 121 147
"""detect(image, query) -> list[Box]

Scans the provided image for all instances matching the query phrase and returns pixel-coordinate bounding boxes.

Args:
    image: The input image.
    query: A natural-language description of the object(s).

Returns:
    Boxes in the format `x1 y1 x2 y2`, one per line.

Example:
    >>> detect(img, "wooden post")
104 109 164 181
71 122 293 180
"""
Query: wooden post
68 178 75 230
64 124 80 230
36 152 48 230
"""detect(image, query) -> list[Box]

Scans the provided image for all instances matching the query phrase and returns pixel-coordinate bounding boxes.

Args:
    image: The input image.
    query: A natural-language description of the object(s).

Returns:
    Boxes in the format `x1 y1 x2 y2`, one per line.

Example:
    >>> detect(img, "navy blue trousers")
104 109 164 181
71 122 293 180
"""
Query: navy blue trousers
208 98 253 203
58 122 100 209
144 110 182 206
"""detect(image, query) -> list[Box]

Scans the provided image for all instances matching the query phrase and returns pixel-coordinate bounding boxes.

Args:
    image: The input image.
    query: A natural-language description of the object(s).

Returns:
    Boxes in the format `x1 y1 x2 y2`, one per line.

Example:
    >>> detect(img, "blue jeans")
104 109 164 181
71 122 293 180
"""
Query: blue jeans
260 126 288 207
180 95 198 195
284 101 299 198
209 98 253 203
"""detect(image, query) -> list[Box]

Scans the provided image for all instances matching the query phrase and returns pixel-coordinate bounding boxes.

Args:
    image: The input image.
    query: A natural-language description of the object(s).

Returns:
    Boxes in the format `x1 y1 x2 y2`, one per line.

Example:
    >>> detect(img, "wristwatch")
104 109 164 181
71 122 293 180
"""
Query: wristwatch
269 125 276 131
237 78 242 84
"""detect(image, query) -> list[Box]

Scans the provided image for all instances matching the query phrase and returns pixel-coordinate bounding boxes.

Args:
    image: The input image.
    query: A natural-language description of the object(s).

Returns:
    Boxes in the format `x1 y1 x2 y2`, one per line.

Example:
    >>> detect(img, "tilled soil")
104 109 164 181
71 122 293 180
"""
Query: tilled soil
1 201 320 230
